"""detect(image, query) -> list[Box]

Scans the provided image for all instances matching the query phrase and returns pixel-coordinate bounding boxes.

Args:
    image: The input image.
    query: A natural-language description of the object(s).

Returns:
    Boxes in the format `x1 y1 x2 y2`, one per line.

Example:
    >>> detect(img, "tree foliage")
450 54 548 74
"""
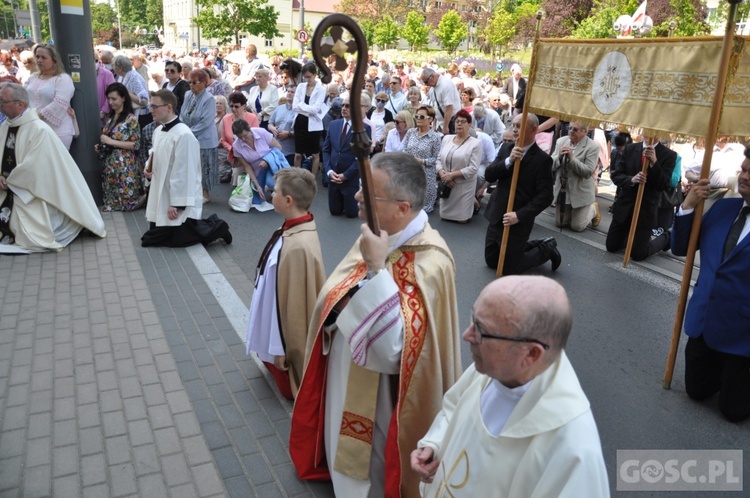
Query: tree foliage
194 0 280 46
91 2 118 34
359 19 376 47
374 15 400 50
333 0 410 24
484 8 517 55
648 0 709 37
402 11 429 51
435 10 468 54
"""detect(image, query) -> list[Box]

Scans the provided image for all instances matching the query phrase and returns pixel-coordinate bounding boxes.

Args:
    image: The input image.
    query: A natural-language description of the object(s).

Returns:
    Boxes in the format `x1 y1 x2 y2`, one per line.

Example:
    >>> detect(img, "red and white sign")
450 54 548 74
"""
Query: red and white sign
296 29 309 44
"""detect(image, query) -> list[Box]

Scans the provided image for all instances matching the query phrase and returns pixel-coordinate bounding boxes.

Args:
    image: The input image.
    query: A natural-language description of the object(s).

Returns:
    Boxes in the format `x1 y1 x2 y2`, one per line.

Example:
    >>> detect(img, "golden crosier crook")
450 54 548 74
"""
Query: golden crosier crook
311 14 380 236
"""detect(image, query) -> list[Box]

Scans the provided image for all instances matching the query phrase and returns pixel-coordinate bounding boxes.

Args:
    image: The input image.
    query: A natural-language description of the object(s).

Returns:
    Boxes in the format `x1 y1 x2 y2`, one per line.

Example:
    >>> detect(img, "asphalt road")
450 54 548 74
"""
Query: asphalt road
204 180 748 497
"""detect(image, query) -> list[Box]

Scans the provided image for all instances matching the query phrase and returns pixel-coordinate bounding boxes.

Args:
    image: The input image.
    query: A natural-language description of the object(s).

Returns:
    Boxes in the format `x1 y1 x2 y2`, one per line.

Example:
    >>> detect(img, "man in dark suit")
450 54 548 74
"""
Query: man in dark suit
322 96 372 218
499 64 526 108
605 137 676 260
484 113 557 274
671 151 750 422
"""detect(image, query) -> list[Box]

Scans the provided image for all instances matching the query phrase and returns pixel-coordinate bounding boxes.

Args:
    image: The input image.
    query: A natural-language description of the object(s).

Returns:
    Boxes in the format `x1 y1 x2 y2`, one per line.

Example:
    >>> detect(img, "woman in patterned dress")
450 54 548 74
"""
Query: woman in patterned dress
96 82 143 212
401 105 442 213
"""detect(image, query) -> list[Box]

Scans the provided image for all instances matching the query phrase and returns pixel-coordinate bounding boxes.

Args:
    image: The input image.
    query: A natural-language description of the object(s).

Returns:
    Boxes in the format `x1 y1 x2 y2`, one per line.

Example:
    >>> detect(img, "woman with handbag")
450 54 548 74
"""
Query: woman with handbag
402 105 442 213
231 119 283 206
435 109 482 223
96 82 143 212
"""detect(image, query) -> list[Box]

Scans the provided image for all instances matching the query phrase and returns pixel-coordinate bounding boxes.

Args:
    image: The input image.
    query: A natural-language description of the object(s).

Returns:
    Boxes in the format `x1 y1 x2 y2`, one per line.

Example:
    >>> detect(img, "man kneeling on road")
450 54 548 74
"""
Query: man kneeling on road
551 121 601 232
411 276 610 497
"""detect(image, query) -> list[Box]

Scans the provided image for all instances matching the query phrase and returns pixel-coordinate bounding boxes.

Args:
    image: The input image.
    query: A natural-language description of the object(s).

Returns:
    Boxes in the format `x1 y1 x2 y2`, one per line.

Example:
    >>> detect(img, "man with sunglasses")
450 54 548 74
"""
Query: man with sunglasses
161 60 190 115
384 76 405 116
412 275 609 497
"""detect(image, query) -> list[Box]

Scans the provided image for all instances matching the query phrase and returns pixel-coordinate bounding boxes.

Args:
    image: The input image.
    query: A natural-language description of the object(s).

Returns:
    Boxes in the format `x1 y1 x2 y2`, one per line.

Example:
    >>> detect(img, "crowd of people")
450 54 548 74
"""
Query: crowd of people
1 40 748 496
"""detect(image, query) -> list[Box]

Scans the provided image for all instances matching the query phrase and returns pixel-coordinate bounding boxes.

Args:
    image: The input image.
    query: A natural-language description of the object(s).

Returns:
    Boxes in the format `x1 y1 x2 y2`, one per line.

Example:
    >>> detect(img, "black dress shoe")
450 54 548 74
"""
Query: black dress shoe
543 237 561 271
223 230 233 245
549 244 561 271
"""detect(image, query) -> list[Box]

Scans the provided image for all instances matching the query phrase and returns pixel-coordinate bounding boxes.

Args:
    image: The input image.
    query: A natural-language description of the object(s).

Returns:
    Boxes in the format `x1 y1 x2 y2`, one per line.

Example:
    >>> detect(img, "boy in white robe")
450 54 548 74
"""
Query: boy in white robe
245 168 325 399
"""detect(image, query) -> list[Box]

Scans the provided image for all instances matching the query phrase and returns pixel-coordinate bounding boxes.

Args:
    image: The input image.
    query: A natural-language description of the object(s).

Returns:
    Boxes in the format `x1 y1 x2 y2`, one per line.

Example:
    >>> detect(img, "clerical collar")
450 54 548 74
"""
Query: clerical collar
7 108 30 126
161 117 181 132
282 212 313 230
388 209 428 253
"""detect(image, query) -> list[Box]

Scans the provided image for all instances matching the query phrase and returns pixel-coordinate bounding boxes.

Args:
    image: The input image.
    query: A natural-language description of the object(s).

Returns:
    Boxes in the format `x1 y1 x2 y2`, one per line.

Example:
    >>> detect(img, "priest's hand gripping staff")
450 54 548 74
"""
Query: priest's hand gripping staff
311 15 379 236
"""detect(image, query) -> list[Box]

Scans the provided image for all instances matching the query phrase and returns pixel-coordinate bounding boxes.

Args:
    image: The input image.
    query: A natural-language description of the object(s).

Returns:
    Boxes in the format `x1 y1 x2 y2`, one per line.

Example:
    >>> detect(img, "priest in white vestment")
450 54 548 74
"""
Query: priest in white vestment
291 152 462 498
0 83 106 254
412 276 610 497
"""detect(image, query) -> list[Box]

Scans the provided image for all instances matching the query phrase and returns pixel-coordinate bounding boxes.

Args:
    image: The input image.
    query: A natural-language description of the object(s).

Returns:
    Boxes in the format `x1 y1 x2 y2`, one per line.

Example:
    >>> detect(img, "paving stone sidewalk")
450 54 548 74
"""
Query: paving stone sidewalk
0 212 334 498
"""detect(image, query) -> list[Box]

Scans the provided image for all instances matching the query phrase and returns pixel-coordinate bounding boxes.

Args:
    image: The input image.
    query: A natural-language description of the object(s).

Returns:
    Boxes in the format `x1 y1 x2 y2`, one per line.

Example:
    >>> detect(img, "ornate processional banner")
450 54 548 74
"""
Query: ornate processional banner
527 36 750 138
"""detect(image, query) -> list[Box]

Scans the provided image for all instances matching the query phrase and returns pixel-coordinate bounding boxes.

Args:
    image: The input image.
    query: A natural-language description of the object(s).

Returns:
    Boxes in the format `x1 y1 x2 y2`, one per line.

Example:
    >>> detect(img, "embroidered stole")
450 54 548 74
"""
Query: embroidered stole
332 248 429 485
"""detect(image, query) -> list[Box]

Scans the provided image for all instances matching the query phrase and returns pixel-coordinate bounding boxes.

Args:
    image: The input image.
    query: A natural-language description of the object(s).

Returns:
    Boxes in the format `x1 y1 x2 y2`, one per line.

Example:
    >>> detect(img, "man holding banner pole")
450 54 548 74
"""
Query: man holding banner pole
483 113 558 274
605 136 675 261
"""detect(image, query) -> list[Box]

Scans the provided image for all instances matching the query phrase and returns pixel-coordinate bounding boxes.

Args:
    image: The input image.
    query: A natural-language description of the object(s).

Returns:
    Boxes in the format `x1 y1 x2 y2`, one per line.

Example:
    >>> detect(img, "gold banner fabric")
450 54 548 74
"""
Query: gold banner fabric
528 37 750 138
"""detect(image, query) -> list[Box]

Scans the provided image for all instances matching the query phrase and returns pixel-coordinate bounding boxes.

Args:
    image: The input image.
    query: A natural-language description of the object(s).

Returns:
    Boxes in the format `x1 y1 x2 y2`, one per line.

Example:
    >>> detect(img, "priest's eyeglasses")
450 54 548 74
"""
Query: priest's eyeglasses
470 312 550 349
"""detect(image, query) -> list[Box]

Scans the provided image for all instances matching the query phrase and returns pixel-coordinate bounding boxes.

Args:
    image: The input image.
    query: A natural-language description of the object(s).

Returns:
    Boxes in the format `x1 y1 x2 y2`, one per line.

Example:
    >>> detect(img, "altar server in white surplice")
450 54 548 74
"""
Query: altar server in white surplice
412 276 610 498
141 89 231 247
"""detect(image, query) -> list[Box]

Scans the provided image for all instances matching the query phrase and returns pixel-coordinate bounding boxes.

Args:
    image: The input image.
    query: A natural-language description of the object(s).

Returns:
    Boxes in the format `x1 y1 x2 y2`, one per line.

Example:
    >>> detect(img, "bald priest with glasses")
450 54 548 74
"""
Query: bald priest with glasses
411 276 609 498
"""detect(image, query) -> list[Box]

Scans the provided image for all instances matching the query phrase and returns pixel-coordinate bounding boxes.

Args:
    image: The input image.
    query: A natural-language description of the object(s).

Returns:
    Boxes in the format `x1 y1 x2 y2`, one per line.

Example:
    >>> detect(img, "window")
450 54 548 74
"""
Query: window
265 39 273 47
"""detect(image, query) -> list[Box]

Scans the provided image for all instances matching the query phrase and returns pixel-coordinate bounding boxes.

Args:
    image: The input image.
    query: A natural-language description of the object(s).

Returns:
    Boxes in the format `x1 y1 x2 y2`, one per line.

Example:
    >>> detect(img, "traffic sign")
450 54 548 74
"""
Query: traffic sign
296 29 309 44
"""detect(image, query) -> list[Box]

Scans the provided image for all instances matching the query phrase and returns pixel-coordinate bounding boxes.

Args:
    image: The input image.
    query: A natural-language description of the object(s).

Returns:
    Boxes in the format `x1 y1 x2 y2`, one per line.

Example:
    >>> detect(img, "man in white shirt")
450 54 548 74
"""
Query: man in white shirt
385 76 406 116
412 275 610 498
233 44 264 92
421 68 461 135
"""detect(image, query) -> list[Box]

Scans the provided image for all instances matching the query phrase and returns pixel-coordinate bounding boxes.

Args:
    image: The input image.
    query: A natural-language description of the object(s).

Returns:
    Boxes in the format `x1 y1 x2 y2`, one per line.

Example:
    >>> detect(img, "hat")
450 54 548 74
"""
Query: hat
329 97 343 111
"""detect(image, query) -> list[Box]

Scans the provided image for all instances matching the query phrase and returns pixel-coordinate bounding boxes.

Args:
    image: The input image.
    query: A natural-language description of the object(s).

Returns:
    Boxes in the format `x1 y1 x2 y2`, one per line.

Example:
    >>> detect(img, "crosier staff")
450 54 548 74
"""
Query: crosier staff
311 15 379 236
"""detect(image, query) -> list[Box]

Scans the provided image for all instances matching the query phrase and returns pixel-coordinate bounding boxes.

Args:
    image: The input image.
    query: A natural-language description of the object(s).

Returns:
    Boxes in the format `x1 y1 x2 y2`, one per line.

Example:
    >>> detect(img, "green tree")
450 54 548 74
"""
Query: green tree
91 2 118 34
145 0 164 31
38 0 50 41
194 0 280 46
571 5 621 38
484 9 516 56
373 15 400 50
402 11 429 51
434 10 467 54
360 19 376 47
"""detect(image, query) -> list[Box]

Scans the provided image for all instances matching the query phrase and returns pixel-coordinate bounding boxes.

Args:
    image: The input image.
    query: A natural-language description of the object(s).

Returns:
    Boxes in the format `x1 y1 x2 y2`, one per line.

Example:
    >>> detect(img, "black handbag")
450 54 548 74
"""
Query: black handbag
437 181 452 199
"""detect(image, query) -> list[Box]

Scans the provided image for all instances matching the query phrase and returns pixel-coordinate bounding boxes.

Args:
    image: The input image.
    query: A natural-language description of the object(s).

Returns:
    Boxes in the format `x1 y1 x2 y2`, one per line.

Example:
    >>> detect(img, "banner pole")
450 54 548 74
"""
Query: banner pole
663 0 743 389
496 9 545 277
622 155 649 267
